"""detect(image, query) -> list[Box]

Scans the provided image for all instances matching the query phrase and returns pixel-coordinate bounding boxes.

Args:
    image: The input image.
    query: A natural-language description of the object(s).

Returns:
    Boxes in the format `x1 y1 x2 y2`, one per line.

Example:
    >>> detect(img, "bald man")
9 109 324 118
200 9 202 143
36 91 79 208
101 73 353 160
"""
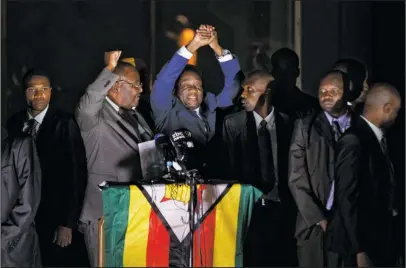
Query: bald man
326 83 401 267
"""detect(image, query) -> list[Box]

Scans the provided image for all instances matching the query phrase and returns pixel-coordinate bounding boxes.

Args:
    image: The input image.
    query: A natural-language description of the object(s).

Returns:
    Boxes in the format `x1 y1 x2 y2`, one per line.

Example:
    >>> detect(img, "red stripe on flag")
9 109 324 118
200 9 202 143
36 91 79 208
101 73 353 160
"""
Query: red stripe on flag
193 208 216 267
146 210 170 267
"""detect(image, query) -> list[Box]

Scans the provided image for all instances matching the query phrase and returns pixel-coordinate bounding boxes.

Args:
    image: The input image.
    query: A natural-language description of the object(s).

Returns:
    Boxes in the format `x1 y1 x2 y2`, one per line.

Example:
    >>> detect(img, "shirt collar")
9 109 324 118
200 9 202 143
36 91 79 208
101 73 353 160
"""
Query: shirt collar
27 105 49 124
324 111 351 130
105 96 120 112
253 107 275 129
194 107 201 117
361 115 383 142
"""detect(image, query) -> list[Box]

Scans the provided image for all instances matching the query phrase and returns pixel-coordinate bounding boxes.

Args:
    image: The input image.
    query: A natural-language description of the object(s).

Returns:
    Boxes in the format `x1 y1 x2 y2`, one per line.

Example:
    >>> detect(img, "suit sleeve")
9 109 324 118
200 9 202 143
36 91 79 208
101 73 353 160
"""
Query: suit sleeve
332 134 362 254
288 119 325 229
75 68 120 132
215 59 242 108
2 137 42 244
59 117 88 228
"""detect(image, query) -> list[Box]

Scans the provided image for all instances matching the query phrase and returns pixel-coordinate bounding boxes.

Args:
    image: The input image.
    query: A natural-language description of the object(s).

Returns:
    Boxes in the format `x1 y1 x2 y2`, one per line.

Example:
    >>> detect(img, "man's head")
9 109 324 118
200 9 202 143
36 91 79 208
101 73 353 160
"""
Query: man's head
270 48 299 87
22 69 52 114
318 70 350 116
107 62 143 109
240 70 274 112
175 65 204 110
333 58 368 104
363 83 401 128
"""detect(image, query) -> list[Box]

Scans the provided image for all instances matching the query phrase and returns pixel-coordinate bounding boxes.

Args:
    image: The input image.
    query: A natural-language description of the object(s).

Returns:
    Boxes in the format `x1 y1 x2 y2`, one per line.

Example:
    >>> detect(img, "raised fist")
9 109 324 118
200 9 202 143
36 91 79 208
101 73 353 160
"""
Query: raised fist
104 50 122 71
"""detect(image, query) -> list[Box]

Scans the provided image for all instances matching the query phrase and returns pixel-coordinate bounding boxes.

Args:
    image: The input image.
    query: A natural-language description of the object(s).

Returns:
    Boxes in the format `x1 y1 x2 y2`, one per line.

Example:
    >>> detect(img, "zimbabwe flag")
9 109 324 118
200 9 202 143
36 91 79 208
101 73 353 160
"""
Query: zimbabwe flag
102 183 262 267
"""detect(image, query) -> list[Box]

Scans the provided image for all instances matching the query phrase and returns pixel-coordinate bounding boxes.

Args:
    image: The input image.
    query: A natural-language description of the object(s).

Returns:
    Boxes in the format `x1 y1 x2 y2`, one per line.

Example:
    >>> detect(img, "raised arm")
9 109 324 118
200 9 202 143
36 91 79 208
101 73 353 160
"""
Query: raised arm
75 51 121 132
288 119 325 231
209 31 241 108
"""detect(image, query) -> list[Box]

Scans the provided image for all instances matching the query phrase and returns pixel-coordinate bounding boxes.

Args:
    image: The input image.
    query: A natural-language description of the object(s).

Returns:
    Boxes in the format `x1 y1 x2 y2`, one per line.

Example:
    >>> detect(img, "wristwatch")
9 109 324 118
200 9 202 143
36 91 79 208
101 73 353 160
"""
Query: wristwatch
215 49 231 59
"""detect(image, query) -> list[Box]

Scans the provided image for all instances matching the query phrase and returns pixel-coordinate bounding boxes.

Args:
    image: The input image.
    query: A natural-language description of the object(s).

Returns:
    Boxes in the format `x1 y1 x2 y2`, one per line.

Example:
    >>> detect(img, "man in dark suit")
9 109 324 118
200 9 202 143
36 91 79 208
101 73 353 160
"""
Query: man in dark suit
326 83 401 267
1 127 42 267
270 48 320 119
288 70 361 267
75 51 154 267
7 69 88 267
222 70 295 266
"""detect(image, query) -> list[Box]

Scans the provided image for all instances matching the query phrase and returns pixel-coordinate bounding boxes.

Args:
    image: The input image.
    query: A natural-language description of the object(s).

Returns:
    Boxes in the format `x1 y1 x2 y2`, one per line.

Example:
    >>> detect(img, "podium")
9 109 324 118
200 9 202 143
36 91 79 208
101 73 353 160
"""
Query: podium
99 183 262 267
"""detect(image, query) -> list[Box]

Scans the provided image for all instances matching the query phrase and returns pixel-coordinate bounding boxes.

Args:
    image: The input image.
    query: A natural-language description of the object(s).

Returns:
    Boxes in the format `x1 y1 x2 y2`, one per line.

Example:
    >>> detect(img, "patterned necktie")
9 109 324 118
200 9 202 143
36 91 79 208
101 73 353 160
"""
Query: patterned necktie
331 120 342 141
23 119 38 138
119 109 152 142
193 111 210 141
257 120 276 193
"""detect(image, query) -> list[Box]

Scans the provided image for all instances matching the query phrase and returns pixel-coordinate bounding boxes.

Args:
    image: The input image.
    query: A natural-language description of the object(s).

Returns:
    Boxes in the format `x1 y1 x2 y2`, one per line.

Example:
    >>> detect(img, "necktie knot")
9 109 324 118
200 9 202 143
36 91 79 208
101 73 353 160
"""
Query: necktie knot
23 119 38 138
260 120 268 129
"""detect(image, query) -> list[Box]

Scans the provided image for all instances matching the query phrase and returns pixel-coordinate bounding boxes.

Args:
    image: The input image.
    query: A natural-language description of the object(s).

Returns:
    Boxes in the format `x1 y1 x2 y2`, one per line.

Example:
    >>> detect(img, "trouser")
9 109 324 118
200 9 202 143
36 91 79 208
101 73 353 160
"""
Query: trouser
79 221 99 267
244 200 297 267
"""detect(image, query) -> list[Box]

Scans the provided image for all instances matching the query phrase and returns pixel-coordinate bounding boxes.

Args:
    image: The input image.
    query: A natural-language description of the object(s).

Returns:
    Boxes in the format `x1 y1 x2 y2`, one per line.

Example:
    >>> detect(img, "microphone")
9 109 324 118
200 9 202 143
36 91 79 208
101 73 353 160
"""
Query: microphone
169 129 195 170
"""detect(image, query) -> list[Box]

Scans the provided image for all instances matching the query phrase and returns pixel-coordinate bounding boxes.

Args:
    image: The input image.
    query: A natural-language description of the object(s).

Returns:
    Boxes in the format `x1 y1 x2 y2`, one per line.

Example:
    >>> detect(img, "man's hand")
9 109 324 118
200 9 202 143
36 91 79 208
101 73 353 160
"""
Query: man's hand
357 252 371 267
319 219 328 232
53 226 73 248
104 50 122 71
186 24 215 53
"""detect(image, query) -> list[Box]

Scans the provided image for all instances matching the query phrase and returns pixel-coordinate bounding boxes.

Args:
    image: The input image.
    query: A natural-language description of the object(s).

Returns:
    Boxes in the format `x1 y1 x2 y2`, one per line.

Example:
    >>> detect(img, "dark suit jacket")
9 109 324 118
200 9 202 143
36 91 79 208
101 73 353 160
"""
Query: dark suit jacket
326 117 397 266
222 110 293 202
1 128 42 267
288 111 357 239
76 68 154 222
7 107 87 234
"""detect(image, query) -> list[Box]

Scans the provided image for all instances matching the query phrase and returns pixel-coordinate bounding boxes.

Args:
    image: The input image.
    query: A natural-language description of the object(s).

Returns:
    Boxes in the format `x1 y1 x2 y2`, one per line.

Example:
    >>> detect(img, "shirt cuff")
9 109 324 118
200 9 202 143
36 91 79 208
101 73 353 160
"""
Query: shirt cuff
217 53 233 63
177 46 193 60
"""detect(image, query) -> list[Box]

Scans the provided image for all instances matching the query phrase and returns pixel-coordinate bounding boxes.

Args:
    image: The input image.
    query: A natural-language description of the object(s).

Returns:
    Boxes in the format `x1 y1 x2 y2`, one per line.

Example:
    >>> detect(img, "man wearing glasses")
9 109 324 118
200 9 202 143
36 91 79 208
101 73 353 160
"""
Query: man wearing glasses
75 51 154 267
6 69 88 266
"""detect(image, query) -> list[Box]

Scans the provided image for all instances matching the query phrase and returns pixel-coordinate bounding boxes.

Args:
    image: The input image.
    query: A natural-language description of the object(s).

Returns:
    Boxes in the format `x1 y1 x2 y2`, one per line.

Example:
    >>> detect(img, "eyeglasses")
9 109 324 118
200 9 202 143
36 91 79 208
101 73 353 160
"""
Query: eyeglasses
117 80 143 89
26 87 52 95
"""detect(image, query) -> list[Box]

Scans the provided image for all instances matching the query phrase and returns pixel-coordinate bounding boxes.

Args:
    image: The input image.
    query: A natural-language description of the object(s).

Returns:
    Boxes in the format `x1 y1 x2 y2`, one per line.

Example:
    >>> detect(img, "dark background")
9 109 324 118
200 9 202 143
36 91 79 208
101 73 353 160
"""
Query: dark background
2 0 404 167
1 0 405 257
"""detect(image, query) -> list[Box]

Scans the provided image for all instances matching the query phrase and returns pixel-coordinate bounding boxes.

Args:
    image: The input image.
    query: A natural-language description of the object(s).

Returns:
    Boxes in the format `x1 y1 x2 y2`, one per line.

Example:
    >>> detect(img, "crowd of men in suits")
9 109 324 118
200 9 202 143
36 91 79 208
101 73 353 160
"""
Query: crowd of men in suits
1 24 403 267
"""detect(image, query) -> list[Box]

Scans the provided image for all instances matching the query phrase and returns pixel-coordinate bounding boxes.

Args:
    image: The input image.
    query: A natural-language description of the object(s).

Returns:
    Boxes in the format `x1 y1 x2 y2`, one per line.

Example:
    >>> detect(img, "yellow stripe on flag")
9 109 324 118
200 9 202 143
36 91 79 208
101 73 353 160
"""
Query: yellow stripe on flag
123 186 151 266
212 184 241 266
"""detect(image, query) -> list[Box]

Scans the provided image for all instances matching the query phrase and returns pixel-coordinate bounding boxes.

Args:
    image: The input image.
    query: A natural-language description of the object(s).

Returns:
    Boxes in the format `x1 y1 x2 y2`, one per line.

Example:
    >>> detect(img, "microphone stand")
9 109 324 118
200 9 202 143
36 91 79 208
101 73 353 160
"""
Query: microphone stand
185 169 201 267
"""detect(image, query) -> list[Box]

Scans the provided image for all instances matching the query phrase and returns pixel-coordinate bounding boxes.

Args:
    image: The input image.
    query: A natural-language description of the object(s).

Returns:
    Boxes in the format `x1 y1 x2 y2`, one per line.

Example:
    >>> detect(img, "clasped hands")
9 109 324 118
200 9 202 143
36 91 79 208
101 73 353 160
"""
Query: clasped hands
186 24 224 57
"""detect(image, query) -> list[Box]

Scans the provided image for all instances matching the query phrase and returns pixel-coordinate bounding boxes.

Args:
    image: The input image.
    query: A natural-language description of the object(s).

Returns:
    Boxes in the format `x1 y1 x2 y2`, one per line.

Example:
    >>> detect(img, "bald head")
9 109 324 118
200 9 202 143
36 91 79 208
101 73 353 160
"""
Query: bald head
363 83 401 128
243 69 273 86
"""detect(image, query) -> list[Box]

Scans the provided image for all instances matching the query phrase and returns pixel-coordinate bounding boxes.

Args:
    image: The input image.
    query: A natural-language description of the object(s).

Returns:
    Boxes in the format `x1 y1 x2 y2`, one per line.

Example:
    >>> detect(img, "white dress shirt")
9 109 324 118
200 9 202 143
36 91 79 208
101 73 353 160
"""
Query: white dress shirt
26 105 49 132
105 96 120 112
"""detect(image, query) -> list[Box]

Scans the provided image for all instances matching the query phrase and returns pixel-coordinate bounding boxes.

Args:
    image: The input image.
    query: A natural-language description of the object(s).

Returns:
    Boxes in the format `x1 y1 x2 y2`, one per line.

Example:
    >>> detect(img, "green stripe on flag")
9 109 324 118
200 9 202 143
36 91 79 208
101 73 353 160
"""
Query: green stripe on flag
235 185 263 267
102 186 131 267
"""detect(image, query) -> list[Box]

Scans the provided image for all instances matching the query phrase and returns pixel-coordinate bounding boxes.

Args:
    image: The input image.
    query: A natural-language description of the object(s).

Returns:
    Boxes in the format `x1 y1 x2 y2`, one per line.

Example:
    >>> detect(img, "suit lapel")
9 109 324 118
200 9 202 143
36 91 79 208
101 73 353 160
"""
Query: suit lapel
245 112 260 170
314 112 334 147
34 107 54 147
102 101 141 151
133 110 153 138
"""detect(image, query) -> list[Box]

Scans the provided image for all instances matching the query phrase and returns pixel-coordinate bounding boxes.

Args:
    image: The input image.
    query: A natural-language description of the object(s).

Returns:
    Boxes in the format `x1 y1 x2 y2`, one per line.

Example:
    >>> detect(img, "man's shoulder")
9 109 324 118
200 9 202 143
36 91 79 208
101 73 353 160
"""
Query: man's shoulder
224 110 246 126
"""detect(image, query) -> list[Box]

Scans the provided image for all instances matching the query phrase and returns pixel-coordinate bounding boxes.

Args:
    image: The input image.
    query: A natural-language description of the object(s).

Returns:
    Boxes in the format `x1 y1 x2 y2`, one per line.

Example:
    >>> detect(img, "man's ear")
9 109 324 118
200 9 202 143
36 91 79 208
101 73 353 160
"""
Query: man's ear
383 102 392 114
